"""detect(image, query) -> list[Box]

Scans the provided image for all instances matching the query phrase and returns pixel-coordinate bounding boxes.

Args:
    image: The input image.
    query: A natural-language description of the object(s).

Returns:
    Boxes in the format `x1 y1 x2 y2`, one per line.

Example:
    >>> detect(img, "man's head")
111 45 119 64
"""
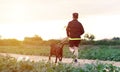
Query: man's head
73 13 78 19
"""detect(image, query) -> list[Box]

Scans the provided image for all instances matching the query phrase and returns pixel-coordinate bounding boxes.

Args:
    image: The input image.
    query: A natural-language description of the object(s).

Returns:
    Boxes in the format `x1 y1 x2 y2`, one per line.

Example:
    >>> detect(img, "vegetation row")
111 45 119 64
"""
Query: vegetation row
0 36 120 46
0 55 120 72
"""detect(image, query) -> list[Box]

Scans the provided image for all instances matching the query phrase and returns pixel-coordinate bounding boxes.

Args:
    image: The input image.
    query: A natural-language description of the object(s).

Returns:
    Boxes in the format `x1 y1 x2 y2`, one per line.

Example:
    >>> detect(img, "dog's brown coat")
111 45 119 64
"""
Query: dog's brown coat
49 43 65 63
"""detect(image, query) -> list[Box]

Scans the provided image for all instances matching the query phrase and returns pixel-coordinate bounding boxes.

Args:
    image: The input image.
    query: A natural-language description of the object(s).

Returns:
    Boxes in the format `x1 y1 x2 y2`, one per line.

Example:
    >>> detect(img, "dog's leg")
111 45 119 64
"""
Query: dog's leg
59 56 62 61
55 56 57 63
49 54 51 61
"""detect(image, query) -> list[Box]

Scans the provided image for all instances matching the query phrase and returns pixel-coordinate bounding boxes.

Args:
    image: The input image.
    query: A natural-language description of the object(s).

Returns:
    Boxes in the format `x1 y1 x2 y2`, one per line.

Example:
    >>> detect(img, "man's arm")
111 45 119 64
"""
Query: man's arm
79 23 85 35
80 24 85 35
66 24 70 37
66 26 69 37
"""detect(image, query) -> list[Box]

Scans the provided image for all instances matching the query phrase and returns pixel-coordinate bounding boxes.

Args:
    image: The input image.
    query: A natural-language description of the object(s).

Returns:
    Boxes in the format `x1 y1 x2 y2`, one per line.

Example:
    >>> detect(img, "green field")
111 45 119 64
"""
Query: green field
0 45 120 72
0 45 120 61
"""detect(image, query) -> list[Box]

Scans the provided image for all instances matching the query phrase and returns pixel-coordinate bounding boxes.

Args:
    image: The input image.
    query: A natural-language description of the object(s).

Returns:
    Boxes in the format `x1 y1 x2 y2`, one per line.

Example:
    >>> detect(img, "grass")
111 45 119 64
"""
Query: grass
0 45 120 61
0 45 50 56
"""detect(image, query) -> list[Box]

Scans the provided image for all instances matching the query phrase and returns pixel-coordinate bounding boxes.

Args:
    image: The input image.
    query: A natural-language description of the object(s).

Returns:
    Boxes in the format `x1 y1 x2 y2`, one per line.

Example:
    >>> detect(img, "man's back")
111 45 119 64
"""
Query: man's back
66 19 84 38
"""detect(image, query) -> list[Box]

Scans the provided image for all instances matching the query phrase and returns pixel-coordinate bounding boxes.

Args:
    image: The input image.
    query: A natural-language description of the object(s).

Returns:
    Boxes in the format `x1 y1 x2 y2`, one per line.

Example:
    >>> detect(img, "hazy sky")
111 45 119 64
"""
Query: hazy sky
0 0 120 40
0 0 120 23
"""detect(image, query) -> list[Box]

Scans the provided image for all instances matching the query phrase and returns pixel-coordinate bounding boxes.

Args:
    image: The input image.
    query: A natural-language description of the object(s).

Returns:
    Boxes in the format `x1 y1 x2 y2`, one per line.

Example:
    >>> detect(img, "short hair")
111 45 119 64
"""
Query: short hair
73 13 78 18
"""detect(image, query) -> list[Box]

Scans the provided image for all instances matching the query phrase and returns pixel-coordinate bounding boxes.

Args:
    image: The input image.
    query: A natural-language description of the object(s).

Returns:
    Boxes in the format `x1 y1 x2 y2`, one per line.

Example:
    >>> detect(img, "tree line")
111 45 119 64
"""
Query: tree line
0 35 61 46
0 34 120 46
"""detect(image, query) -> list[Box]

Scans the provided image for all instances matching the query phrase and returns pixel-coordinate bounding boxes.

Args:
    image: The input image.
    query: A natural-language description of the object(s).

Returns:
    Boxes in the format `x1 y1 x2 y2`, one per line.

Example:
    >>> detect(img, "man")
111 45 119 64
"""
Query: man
66 13 84 62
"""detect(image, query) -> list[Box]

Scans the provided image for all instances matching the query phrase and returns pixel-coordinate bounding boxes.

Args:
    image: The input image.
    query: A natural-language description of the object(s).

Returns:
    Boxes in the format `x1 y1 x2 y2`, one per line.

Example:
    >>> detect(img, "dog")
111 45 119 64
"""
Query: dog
49 42 65 63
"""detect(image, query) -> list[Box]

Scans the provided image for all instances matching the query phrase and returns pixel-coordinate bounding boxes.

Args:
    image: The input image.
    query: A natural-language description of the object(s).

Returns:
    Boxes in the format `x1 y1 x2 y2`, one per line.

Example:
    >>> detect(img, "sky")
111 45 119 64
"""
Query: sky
0 0 120 40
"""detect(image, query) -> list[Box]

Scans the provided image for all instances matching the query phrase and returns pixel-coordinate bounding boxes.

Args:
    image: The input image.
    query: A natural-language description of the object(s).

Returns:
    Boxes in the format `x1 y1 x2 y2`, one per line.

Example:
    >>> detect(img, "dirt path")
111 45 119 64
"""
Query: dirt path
0 53 120 67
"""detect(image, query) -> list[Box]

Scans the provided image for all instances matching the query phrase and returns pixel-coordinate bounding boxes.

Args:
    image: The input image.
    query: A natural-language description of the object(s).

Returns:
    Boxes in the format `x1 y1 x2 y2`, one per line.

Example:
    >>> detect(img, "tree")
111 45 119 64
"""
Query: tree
84 33 95 41
112 37 120 40
23 35 43 46
33 35 43 41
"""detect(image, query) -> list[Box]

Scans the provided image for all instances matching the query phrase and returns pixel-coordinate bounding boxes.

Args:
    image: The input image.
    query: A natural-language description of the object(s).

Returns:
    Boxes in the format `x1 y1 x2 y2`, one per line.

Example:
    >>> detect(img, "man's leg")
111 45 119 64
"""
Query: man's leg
69 47 75 53
69 40 75 53
73 40 80 62
69 40 79 63
69 46 78 63
73 46 78 62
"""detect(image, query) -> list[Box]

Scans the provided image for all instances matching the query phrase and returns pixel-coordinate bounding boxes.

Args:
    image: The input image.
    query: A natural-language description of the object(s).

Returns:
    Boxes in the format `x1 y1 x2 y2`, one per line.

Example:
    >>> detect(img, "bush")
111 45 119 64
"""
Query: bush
0 55 120 72
79 45 120 61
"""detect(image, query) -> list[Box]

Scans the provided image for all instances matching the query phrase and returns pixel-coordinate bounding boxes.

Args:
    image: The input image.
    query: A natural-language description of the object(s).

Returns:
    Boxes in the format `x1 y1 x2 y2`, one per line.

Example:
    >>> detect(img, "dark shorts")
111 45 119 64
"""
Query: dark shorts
69 40 81 47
